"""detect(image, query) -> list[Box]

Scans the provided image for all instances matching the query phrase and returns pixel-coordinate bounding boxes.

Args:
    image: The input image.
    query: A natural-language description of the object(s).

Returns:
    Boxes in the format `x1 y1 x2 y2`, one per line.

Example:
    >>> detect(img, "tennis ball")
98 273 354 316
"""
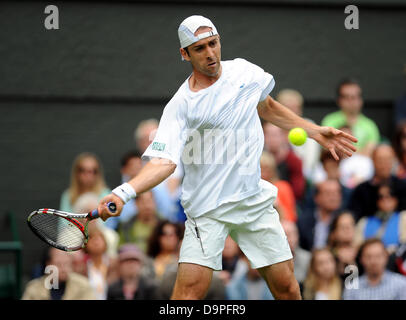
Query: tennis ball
288 128 307 146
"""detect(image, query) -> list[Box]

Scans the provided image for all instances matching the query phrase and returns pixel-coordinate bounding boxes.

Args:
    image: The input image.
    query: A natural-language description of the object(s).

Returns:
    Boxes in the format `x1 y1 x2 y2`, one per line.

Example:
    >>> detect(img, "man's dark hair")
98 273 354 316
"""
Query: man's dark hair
336 78 361 98
184 47 190 56
120 150 142 168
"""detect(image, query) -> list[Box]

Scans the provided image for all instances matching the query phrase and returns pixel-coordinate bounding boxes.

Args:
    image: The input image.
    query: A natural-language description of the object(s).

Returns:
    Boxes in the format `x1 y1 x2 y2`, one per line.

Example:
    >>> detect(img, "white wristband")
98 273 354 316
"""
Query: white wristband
112 183 137 204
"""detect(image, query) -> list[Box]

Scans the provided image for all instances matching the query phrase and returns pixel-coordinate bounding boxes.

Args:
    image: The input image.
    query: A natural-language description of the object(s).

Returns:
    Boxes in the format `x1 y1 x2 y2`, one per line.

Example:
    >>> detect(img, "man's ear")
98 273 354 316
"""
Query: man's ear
180 48 190 61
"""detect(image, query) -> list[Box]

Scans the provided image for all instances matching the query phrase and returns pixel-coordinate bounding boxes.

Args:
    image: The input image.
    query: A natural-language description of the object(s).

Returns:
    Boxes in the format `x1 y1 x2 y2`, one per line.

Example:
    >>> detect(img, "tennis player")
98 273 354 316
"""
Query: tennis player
98 15 357 300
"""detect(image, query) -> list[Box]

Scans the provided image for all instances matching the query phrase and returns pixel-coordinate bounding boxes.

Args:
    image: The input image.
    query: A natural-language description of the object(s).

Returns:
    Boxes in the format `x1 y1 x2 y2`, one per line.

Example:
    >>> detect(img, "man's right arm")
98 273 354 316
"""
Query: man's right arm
98 158 176 220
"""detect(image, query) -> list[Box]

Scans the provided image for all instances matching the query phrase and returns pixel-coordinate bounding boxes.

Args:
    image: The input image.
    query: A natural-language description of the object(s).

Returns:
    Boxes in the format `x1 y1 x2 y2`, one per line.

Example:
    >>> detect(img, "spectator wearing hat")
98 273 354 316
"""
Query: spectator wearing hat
107 244 158 300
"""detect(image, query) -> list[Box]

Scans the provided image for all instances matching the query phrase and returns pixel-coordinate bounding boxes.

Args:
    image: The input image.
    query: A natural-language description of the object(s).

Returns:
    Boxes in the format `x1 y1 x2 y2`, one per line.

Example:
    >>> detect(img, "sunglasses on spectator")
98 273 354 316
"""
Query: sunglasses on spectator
377 193 395 200
78 167 99 175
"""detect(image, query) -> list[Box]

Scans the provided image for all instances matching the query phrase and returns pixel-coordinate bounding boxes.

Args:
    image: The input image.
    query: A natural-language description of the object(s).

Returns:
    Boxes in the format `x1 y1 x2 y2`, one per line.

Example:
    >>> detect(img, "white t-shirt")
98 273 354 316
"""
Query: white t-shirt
142 58 275 217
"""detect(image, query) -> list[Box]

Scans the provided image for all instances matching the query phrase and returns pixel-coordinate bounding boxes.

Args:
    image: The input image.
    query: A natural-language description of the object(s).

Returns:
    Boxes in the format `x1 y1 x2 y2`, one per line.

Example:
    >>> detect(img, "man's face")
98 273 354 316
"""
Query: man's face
181 27 221 77
373 145 395 179
315 180 342 213
48 249 73 282
337 84 363 115
121 157 142 180
263 123 288 154
361 242 388 278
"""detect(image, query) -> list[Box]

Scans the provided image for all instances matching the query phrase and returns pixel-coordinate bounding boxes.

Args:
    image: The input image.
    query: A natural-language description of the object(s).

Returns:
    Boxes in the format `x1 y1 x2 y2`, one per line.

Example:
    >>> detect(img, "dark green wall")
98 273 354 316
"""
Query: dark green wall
0 1 405 285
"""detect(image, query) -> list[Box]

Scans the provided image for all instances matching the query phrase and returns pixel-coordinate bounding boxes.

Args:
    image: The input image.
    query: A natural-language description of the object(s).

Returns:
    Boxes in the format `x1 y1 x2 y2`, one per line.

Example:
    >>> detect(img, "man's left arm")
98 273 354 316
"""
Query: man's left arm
257 96 358 160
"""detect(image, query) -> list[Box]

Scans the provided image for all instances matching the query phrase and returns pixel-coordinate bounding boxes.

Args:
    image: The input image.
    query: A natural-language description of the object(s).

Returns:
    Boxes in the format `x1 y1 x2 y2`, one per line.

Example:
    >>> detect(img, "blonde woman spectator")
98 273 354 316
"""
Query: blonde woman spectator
84 223 118 299
303 248 342 300
60 152 111 212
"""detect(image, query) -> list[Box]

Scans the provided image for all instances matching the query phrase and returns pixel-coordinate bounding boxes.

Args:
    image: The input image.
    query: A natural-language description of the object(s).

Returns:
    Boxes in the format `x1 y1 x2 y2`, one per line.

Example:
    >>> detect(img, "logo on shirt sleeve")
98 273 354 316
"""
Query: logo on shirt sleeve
152 142 166 151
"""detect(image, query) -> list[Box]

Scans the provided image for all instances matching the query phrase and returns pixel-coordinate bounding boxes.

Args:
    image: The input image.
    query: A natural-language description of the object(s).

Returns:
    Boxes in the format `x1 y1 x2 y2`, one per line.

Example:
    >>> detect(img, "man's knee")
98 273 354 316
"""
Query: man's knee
170 263 213 300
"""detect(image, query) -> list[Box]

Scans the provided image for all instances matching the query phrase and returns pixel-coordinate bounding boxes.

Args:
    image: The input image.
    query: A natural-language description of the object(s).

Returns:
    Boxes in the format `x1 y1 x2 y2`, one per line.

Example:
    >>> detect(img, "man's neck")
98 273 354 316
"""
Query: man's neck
343 111 359 126
189 64 222 91
318 209 332 222
367 272 385 286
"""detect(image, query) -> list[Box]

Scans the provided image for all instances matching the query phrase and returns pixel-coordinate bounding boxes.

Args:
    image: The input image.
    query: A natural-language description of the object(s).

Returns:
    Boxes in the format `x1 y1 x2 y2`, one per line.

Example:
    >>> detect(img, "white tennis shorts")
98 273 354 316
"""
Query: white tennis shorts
179 179 293 270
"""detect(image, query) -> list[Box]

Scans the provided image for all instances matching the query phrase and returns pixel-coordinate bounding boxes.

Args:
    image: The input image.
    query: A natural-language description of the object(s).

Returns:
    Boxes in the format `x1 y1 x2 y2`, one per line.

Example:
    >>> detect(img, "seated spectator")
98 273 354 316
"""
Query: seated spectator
84 222 118 299
298 179 342 251
321 78 380 156
392 121 406 179
146 220 183 280
354 182 406 253
263 122 305 201
348 144 406 221
260 151 297 222
281 220 311 286
218 236 241 286
104 150 143 230
302 248 342 300
22 248 95 300
107 244 158 300
305 150 352 213
343 238 406 300
276 89 321 180
60 152 111 212
73 192 119 258
117 191 159 253
226 255 274 300
338 126 374 189
327 211 358 281
387 242 406 276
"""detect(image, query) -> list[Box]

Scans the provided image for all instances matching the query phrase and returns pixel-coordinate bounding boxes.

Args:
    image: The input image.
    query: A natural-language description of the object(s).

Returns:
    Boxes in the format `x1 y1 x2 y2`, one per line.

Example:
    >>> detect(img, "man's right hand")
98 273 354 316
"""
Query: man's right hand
97 193 124 221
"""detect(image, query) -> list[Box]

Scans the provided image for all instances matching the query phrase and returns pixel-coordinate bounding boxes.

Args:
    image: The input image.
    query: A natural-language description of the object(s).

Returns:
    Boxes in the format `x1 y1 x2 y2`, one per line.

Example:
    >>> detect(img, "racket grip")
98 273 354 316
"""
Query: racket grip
89 202 117 219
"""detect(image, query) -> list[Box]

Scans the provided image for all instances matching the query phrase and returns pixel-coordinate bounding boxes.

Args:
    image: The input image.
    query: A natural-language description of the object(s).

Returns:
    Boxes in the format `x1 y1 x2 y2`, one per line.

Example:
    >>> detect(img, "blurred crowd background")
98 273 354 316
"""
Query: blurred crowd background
1 0 406 300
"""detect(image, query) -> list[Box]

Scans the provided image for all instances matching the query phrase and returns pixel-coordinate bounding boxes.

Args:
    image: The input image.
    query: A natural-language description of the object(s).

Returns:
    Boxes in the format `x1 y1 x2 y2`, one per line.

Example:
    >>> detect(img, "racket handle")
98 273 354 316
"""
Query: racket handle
89 202 117 219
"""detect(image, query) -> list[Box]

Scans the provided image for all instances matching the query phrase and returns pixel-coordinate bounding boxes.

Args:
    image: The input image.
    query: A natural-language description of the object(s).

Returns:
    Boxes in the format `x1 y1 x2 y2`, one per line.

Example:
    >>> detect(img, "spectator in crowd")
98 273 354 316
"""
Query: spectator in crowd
104 150 143 230
392 121 406 179
354 182 406 253
83 222 118 299
146 220 184 280
276 89 321 180
217 236 241 286
117 191 159 253
348 144 406 221
60 152 111 212
260 151 297 222
73 192 119 258
343 238 406 300
327 211 358 281
387 242 406 276
302 248 342 300
281 220 311 286
304 149 352 213
22 248 95 300
226 255 274 300
135 120 186 223
263 122 305 201
337 126 374 189
107 244 158 300
298 179 342 251
321 78 380 156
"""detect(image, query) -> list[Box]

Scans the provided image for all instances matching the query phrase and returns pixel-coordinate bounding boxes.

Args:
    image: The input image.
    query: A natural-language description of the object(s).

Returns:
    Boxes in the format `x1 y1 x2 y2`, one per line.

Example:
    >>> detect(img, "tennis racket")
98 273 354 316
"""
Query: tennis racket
27 202 117 252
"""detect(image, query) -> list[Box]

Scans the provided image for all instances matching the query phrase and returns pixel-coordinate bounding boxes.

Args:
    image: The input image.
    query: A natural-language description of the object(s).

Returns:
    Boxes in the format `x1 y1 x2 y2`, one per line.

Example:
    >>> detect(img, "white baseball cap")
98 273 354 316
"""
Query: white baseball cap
178 15 218 49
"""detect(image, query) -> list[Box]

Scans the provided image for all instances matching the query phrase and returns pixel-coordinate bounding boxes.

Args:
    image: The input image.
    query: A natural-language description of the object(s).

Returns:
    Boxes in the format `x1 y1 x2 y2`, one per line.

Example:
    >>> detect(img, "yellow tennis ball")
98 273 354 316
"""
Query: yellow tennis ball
288 128 307 146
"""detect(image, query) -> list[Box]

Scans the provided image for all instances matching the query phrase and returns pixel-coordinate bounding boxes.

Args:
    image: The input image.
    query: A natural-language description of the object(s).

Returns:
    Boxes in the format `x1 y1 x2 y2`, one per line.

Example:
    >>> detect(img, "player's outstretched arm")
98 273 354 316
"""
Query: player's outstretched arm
98 158 176 220
257 96 358 160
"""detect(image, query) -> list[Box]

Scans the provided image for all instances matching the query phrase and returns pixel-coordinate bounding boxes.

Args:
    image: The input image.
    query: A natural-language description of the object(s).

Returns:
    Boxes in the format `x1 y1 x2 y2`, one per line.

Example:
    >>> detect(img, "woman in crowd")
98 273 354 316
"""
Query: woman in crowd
60 152 111 212
327 211 358 281
302 248 343 300
146 220 183 280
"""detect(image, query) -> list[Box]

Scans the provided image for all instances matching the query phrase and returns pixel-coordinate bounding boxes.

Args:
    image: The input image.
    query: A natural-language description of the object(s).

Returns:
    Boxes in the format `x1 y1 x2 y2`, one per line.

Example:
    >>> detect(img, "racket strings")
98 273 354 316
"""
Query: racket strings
29 213 85 250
